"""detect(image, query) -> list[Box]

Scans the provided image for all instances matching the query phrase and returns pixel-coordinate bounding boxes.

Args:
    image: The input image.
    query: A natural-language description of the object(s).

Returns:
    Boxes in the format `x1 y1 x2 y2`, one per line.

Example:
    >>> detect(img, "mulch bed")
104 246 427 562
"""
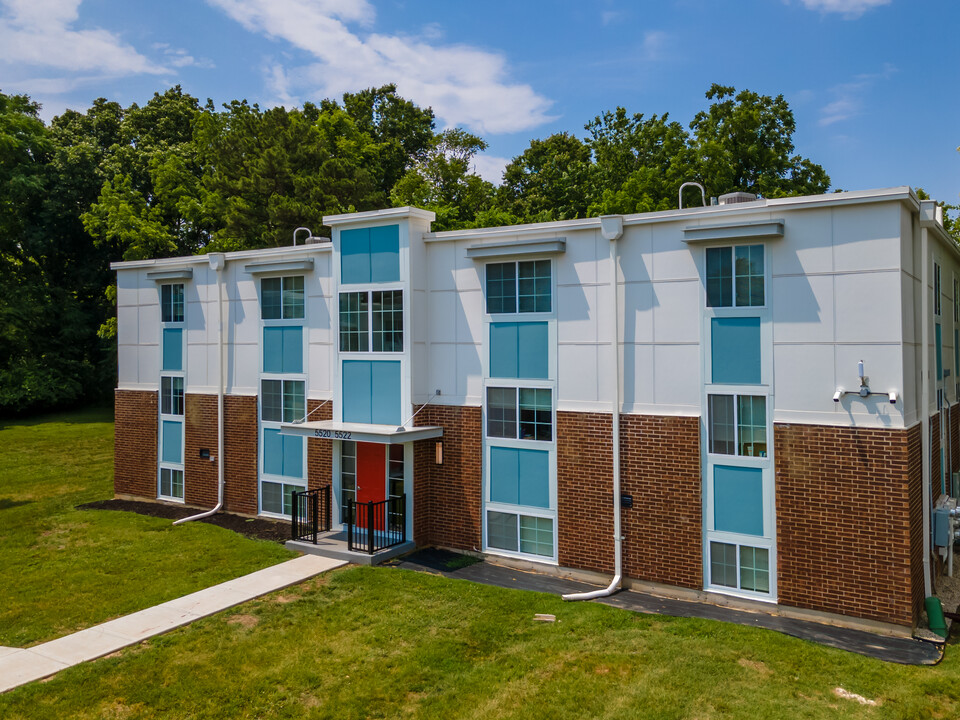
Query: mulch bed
77 499 291 543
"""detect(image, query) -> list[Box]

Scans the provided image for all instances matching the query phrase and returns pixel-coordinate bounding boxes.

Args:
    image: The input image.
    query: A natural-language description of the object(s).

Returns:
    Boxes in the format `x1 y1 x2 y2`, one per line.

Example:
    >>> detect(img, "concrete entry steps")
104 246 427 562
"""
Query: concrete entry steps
388 549 945 666
0 554 346 694
287 532 416 566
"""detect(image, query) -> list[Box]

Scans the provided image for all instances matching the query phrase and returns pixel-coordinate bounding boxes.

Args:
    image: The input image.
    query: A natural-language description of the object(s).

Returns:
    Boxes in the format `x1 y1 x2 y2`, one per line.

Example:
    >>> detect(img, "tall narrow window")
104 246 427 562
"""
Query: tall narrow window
339 292 369 352
934 262 942 317
161 283 184 323
262 276 304 320
372 290 403 352
486 261 551 314
338 290 403 353
706 246 764 307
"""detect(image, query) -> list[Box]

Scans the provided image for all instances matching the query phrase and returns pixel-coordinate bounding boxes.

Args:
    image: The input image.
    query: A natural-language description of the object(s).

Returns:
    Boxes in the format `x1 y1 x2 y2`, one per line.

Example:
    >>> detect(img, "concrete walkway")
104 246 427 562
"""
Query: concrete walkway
0 554 345 694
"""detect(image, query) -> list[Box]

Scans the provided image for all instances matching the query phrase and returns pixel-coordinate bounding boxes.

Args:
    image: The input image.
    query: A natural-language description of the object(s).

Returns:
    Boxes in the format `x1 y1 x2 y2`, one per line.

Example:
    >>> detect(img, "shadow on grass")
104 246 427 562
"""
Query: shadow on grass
0 498 33 511
0 406 114 430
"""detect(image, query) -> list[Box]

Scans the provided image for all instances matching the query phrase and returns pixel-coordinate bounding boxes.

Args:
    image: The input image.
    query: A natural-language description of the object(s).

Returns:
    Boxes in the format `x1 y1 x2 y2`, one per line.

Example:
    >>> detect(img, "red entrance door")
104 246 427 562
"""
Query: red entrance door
355 442 385 529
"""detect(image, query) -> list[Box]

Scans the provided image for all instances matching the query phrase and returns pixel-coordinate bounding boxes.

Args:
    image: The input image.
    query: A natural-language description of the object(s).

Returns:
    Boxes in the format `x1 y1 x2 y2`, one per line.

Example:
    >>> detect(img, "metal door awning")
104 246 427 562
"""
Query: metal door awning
279 420 442 445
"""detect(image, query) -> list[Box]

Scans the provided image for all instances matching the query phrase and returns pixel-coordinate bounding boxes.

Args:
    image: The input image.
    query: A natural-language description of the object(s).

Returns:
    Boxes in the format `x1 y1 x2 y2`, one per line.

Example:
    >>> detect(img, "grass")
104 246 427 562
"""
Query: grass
2 566 960 719
0 408 295 647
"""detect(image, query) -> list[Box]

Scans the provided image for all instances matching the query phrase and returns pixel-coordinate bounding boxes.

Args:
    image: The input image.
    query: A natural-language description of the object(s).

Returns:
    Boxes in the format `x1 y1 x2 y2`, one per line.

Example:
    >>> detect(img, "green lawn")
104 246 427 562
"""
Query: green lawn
0 409 295 647
1 565 959 719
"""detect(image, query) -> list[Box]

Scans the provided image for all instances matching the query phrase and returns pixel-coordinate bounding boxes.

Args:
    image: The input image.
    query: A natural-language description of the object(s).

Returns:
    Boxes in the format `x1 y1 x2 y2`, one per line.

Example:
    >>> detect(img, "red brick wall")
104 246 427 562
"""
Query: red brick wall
557 411 614 574
184 394 219 508
413 405 482 550
620 414 703 589
223 394 258 515
775 423 914 626
907 423 925 623
114 389 158 498
307 399 333 491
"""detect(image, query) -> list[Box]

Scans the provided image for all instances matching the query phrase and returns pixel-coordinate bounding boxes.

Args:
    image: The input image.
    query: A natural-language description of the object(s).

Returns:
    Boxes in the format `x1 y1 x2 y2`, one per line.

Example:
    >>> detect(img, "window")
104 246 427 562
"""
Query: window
261 276 304 320
710 542 769 594
161 283 184 323
261 379 305 423
486 260 551 314
706 246 764 307
934 262 942 317
261 481 302 516
161 377 184 416
341 441 357 511
487 510 554 558
708 395 766 457
486 387 552 441
339 290 403 353
159 468 184 500
388 445 404 499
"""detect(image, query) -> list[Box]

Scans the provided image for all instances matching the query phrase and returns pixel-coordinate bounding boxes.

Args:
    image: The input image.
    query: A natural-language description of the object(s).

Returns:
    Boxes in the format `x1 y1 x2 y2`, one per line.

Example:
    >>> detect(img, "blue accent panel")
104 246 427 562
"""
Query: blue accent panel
371 361 401 425
714 465 763 536
490 323 519 377
711 317 761 384
518 323 548 379
161 420 182 464
936 323 943 380
162 328 182 371
369 225 400 283
490 447 519 505
342 360 372 423
283 434 303 478
490 322 548 379
263 429 302 478
263 327 302 373
517 448 550 508
263 429 283 476
340 228 371 285
489 447 550 508
282 326 303 373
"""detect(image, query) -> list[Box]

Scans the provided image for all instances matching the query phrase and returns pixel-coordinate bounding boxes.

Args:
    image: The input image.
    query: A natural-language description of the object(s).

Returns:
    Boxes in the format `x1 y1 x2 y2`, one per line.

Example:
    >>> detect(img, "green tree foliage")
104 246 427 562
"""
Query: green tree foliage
689 84 830 199
391 128 496 231
499 132 591 221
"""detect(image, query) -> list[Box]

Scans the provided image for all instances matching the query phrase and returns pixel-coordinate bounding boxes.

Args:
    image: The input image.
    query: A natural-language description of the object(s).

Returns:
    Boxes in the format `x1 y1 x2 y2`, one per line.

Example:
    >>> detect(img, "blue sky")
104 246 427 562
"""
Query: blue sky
1 0 957 204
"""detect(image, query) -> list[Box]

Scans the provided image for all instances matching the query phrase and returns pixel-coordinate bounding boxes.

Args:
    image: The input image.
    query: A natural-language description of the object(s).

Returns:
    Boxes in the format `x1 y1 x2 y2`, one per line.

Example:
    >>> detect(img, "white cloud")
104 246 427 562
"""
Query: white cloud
472 154 510 185
206 0 555 135
797 0 891 18
640 31 669 62
0 0 167 76
819 64 896 126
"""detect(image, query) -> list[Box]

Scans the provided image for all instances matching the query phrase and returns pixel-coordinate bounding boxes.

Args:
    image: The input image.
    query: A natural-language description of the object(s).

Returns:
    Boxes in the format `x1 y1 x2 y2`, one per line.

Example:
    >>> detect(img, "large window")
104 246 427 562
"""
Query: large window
487 510 554 558
159 284 185 501
487 387 552 441
261 276 304 320
486 260 551 314
339 290 403 353
261 379 305 423
710 542 770 594
161 283 184 323
706 246 764 307
708 395 766 457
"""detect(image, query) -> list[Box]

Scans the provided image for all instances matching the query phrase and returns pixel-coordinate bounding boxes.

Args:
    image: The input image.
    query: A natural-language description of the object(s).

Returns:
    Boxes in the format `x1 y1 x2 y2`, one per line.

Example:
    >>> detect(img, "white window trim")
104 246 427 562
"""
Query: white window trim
704 243 768 310
158 283 186 503
337 288 405 355
483 257 557 320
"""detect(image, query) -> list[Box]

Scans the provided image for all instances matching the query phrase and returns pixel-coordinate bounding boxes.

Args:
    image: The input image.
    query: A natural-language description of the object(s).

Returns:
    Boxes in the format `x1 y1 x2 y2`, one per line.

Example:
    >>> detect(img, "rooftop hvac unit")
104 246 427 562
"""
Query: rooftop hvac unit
718 191 758 205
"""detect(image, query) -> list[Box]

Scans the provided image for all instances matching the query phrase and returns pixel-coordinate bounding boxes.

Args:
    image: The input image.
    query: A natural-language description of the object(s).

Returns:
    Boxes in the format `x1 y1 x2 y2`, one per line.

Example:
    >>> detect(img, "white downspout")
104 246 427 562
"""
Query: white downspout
564 216 624 601
921 226 932 597
175 252 226 526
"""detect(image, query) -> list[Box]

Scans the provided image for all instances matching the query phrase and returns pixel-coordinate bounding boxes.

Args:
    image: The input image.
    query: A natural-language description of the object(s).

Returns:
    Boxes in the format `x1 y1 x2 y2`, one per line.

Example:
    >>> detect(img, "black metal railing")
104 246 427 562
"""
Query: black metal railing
346 494 406 554
291 486 331 544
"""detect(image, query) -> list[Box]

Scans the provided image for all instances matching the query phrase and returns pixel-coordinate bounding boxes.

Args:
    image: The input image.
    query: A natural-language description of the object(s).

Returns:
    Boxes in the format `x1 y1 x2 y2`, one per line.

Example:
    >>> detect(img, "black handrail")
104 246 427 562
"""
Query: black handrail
291 486 331 544
346 494 406 554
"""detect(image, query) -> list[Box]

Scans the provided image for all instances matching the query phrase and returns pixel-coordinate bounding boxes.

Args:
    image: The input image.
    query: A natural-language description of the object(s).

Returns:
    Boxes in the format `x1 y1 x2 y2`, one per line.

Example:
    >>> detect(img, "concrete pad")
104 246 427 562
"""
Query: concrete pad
29 626 132 667
221 557 345 596
160 585 253 617
0 650 68 693
0 646 20 659
96 605 200 643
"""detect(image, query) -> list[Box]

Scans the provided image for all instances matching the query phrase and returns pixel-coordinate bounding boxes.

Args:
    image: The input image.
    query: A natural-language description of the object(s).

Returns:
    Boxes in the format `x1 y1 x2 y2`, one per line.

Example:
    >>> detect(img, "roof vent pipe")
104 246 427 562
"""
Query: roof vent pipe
679 182 707 210
564 216 624 602
293 227 313 245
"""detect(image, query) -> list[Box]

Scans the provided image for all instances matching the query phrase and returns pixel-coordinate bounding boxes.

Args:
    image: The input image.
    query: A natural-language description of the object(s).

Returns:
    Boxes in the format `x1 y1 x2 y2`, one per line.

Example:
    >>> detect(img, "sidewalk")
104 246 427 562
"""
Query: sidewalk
0 554 345 693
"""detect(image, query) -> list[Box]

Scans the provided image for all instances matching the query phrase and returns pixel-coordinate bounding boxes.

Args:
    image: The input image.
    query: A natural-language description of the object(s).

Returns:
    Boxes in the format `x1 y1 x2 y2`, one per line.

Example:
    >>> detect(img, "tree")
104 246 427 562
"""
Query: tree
499 132 591 222
689 84 829 198
390 128 495 231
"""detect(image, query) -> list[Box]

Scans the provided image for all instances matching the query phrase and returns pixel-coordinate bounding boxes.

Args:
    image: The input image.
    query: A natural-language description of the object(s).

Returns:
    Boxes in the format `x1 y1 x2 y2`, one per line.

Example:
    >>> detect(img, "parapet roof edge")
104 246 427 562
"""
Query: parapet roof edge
423 186 919 243
323 206 436 226
110 242 330 271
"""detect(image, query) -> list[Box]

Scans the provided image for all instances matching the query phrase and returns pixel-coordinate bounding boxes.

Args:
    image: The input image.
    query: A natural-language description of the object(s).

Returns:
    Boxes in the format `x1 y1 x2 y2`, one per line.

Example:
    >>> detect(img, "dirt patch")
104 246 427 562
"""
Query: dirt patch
76 499 291 543
737 658 771 675
227 613 260 629
272 593 300 604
